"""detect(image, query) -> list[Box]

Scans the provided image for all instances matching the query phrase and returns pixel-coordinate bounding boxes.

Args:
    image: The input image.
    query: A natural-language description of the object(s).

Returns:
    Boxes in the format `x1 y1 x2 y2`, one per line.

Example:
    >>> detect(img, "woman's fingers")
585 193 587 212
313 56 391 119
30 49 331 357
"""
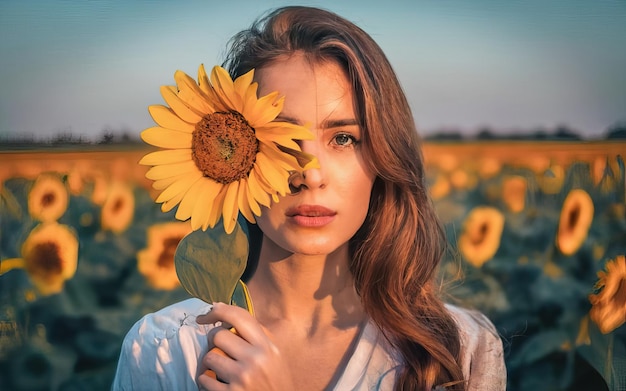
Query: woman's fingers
197 302 266 347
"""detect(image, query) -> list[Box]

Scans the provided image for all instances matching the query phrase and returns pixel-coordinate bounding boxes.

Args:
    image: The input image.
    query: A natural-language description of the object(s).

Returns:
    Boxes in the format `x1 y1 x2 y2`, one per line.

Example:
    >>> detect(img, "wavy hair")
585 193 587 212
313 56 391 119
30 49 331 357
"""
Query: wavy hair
225 6 465 390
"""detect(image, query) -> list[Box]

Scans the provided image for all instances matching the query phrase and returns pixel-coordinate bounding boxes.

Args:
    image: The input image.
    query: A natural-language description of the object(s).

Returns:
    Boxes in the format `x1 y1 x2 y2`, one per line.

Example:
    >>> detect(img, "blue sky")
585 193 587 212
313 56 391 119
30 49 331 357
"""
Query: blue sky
1 0 625 140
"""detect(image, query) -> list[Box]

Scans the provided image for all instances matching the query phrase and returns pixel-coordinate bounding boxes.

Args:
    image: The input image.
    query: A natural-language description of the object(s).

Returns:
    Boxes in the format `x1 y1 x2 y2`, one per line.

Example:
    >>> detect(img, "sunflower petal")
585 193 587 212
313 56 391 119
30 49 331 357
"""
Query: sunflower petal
191 179 222 231
245 180 262 216
207 186 228 230
210 66 241 112
255 121 315 140
141 127 192 149
255 153 290 195
153 171 202 191
246 92 282 126
156 173 201 203
222 181 240 234
146 160 199 180
161 190 186 212
248 170 271 207
140 149 192 166
175 178 206 221
236 178 255 223
148 105 196 132
233 69 254 102
174 70 216 114
197 64 227 112
160 85 203 123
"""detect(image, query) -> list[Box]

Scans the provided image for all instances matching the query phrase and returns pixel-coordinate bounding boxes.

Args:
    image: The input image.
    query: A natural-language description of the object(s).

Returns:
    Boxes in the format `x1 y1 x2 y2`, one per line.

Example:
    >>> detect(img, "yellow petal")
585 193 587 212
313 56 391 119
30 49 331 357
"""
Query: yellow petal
237 178 256 222
148 105 195 132
161 190 186 212
248 170 271 207
174 70 216 114
233 69 254 102
245 180 262 216
146 160 199 180
246 92 282 126
258 121 315 142
141 127 193 149
255 153 290 195
259 143 301 171
156 173 201 203
191 179 222 230
210 66 241 112
277 145 319 170
222 181 240 233
175 178 206 221
197 64 227 112
153 171 202 191
160 85 203 124
207 186 228 229
139 149 192 166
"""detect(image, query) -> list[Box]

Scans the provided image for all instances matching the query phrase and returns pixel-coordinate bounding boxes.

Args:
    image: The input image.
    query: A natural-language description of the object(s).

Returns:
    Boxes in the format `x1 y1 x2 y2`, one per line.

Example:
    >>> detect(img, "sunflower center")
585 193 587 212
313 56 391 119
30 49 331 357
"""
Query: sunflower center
41 192 56 207
27 242 63 277
157 237 182 268
567 204 581 230
192 111 258 184
112 198 124 214
470 223 489 245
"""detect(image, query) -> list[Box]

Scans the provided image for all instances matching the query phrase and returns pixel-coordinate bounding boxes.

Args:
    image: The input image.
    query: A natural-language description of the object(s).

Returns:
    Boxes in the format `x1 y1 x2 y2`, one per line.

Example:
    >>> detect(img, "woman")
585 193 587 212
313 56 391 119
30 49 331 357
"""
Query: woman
112 6 505 391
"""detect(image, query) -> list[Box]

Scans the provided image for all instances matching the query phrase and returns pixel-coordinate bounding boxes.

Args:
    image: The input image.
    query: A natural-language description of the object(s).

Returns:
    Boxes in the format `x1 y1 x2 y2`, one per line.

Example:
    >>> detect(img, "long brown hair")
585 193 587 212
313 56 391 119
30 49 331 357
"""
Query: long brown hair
225 6 465 390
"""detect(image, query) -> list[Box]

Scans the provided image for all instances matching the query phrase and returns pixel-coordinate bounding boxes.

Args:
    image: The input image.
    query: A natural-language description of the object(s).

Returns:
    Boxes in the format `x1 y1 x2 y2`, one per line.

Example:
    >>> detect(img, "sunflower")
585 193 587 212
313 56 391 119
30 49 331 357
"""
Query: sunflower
101 181 135 233
589 255 626 334
27 173 69 222
137 221 192 290
0 222 78 295
556 189 594 256
429 174 451 200
458 206 505 268
502 175 527 213
538 164 565 194
139 65 317 234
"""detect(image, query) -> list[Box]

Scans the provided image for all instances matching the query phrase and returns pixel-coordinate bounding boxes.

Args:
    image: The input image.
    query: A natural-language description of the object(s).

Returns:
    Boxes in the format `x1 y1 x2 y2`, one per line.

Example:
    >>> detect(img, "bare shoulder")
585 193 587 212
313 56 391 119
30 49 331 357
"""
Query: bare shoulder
445 304 507 391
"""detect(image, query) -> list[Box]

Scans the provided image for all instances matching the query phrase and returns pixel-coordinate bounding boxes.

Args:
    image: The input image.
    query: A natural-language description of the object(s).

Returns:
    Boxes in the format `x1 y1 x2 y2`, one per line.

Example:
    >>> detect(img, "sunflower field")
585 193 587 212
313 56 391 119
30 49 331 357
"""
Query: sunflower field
1 141 625 391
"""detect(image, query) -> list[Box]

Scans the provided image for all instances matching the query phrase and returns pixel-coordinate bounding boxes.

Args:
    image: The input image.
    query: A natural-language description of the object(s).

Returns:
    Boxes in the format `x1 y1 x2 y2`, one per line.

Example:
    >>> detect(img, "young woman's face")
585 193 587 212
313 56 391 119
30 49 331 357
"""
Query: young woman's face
254 54 375 257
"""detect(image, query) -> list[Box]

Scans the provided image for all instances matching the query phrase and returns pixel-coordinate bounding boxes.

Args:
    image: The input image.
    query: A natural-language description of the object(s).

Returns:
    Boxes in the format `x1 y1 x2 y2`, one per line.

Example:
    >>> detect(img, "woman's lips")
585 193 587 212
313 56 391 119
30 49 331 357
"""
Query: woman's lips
286 205 336 227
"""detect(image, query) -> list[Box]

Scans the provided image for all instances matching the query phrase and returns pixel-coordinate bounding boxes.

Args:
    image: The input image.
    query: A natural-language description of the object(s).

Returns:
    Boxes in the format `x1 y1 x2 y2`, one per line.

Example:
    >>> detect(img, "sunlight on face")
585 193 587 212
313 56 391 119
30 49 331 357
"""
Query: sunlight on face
254 54 375 258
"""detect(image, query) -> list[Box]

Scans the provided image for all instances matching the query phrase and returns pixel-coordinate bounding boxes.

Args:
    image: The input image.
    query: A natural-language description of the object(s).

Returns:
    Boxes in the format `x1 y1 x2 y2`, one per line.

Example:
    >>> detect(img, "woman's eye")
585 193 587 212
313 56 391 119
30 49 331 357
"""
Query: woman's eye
332 133 357 147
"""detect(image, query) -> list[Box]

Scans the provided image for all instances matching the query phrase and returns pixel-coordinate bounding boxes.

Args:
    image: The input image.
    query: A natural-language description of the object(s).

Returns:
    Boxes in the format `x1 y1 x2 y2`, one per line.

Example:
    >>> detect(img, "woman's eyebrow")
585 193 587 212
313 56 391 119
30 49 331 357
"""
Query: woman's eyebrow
321 118 359 129
275 115 301 125
275 116 359 129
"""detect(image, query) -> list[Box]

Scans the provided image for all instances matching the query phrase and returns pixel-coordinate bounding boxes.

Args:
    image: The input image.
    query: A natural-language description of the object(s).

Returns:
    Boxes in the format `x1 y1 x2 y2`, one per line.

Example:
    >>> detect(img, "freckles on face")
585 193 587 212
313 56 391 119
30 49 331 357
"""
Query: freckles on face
252 54 375 256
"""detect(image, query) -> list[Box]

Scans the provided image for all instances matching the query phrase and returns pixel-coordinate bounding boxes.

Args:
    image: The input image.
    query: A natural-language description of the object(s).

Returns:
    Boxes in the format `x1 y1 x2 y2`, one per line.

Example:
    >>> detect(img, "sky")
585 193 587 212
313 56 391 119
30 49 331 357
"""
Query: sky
1 0 625 141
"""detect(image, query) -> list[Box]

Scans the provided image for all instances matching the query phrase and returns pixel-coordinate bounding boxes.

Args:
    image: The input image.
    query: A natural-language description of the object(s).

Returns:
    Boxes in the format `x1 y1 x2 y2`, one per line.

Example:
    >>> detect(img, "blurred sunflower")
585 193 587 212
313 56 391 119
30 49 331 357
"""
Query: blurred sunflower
477 156 501 179
538 164 565 194
589 255 626 334
556 189 594 256
429 174 451 200
137 221 192 290
0 222 78 295
27 173 69 222
502 175 527 213
458 206 505 268
101 181 135 233
139 65 317 234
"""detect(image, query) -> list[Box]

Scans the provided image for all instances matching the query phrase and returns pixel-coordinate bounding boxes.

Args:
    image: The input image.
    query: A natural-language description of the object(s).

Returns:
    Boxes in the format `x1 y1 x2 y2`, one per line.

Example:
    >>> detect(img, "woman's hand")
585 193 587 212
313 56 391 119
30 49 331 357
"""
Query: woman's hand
196 302 295 391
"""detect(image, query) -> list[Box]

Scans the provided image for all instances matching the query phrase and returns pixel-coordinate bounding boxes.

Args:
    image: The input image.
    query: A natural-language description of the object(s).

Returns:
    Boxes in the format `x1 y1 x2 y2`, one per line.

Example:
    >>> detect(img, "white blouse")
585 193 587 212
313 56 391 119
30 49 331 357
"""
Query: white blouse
111 298 506 390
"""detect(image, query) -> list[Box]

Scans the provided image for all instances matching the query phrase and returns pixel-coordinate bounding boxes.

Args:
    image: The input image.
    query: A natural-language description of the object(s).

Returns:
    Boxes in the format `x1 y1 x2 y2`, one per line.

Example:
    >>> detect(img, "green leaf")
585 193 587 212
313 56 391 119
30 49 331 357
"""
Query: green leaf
174 219 248 305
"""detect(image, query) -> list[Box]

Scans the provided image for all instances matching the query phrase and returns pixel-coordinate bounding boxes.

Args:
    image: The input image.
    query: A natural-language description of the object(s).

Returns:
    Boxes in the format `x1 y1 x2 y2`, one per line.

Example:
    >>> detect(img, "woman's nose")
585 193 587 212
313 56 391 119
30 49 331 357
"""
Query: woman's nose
289 140 326 193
